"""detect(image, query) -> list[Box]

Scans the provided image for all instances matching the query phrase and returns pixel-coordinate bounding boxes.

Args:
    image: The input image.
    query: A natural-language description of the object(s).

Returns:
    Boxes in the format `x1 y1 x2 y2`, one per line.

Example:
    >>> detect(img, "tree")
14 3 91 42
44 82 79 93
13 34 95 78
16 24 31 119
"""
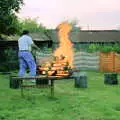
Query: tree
0 0 23 36
19 18 47 33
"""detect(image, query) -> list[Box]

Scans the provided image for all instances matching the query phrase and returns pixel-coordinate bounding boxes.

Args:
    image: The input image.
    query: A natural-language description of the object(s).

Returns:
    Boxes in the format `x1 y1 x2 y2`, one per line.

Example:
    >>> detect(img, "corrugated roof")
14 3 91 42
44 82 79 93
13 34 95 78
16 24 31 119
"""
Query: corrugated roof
30 32 50 41
50 30 120 43
2 32 50 41
2 30 120 43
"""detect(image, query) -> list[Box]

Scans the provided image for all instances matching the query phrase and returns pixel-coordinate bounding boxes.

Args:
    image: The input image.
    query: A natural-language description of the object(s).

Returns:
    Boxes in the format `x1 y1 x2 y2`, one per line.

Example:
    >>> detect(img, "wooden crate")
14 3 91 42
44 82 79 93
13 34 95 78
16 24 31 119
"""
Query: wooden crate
115 53 120 73
100 52 115 72
100 52 120 73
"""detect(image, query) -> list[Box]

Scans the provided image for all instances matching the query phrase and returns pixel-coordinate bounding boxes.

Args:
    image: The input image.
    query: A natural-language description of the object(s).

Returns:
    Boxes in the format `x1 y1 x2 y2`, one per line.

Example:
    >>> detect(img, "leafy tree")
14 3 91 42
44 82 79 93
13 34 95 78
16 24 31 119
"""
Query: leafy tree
0 0 23 36
19 18 47 33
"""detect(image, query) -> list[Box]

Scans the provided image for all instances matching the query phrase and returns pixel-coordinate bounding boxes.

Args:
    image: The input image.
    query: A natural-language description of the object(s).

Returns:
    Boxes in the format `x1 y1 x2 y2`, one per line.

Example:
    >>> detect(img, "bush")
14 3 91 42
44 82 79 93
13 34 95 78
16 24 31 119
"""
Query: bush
100 45 114 53
87 44 99 53
113 44 120 53
87 44 120 53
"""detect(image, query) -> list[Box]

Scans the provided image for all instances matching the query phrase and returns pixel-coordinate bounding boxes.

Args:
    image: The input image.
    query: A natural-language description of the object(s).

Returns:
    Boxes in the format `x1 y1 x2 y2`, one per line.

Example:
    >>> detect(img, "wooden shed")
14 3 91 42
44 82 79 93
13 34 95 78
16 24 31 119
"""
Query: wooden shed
50 30 120 50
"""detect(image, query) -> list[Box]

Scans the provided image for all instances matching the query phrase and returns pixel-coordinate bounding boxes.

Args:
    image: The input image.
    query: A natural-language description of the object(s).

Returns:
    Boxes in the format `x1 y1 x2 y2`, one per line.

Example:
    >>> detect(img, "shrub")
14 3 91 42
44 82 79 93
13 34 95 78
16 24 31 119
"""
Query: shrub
87 44 99 53
87 44 120 53
113 44 120 53
100 45 114 53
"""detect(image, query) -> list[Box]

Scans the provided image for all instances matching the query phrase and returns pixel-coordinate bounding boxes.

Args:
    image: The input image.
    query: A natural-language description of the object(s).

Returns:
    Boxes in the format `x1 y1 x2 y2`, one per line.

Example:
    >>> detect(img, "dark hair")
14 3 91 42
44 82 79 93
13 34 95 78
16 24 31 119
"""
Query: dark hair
21 30 29 35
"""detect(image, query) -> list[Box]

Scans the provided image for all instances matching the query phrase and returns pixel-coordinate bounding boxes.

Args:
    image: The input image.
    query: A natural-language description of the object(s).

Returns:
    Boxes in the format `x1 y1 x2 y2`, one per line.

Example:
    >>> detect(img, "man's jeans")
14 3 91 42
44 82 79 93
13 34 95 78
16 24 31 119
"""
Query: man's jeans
18 51 36 76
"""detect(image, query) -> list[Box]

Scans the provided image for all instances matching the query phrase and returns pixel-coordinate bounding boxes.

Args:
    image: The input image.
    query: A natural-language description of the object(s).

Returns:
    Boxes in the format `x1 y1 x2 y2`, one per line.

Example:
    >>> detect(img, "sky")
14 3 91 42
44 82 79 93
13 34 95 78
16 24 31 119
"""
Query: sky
18 0 120 30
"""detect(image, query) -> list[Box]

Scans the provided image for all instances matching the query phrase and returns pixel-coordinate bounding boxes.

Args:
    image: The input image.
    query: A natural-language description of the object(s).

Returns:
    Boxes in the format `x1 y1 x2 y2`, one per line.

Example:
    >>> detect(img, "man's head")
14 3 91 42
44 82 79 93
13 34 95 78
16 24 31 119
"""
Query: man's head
21 30 29 35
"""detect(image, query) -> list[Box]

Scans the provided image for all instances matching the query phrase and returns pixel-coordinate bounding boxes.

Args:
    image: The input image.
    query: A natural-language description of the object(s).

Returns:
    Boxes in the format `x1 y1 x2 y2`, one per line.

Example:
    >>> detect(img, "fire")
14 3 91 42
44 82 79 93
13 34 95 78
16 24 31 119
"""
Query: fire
37 22 74 77
54 22 74 68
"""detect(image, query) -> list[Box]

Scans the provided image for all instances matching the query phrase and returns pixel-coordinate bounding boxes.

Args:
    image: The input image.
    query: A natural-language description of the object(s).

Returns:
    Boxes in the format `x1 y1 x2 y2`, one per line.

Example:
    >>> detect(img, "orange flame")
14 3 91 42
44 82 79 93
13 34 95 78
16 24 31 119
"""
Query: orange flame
54 22 74 67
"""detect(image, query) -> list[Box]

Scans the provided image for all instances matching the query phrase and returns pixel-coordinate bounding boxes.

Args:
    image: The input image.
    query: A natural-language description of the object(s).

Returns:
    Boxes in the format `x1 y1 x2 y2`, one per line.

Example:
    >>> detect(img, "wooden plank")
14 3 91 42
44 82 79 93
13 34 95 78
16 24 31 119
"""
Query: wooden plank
10 73 76 98
11 75 70 80
11 75 70 98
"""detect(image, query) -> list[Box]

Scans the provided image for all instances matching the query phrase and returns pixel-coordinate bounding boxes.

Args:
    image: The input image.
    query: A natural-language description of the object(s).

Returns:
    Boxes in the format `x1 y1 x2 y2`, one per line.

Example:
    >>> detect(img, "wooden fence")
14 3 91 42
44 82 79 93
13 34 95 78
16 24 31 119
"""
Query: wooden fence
100 52 120 73
115 53 120 73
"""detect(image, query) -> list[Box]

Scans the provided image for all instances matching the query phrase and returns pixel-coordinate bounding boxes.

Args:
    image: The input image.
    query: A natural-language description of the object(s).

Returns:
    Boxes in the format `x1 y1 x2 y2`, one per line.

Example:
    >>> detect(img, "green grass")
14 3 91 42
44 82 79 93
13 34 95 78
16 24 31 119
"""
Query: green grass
0 71 120 120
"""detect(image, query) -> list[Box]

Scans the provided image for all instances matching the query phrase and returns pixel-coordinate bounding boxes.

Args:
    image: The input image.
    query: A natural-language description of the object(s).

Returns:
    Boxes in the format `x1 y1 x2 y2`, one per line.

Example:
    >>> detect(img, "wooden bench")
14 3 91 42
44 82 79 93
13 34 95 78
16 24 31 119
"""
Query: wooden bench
10 75 69 97
10 72 87 97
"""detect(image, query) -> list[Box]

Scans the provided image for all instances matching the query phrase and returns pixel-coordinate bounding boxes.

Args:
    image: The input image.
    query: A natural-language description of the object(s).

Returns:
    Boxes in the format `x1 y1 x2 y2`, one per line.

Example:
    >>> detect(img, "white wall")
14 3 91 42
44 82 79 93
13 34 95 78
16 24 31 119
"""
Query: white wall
73 52 100 70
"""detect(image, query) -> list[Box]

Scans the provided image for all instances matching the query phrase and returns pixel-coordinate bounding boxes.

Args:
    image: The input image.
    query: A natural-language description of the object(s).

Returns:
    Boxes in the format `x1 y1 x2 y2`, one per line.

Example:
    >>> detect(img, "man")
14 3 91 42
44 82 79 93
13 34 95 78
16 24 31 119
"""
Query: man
18 30 40 77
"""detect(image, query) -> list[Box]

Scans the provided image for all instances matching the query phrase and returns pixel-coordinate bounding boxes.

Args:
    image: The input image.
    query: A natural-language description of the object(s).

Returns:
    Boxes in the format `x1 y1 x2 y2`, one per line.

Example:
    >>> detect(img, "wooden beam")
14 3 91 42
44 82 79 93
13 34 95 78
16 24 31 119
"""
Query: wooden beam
11 75 70 80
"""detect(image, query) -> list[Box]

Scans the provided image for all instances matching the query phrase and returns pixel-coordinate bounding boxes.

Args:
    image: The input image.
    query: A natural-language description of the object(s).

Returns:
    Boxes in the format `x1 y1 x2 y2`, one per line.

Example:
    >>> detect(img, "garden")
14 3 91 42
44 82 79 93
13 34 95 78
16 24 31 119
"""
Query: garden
0 71 120 120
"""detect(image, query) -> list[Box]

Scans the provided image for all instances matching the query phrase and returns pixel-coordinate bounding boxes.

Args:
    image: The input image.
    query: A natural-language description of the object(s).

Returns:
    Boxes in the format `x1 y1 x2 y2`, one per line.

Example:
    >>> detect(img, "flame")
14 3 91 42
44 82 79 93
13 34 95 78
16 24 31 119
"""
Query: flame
54 22 74 67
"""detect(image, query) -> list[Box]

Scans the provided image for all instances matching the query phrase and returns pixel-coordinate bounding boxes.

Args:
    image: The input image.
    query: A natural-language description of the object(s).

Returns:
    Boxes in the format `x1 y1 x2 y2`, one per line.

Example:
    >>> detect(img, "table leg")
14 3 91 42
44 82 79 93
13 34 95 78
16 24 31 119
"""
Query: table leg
50 79 54 97
19 80 24 97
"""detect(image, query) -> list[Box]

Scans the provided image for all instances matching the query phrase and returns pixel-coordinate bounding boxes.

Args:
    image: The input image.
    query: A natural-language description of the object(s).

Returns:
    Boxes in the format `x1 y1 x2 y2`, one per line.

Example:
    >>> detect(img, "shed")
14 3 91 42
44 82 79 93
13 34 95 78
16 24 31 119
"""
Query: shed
50 30 120 50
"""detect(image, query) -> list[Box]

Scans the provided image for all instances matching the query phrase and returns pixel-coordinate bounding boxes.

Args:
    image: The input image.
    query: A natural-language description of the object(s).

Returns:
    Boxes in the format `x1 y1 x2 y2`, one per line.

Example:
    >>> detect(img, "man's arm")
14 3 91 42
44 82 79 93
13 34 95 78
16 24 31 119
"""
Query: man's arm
31 43 41 51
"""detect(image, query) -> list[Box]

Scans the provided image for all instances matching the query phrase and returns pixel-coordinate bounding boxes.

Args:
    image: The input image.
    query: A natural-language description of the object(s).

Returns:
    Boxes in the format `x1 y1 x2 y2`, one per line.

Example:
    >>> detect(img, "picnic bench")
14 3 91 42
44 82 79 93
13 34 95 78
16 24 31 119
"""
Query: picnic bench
10 72 87 97
10 75 70 97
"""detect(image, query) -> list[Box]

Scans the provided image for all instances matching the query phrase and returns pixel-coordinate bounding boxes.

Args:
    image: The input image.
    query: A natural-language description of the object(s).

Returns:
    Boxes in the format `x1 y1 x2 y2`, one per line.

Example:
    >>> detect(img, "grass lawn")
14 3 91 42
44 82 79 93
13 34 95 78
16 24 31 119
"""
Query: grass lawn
0 71 120 120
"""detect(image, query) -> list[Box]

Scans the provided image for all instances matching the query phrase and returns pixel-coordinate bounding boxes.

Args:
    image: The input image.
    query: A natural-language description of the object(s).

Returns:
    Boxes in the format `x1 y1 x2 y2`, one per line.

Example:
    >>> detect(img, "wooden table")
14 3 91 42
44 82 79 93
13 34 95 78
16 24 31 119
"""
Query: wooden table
11 75 69 97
